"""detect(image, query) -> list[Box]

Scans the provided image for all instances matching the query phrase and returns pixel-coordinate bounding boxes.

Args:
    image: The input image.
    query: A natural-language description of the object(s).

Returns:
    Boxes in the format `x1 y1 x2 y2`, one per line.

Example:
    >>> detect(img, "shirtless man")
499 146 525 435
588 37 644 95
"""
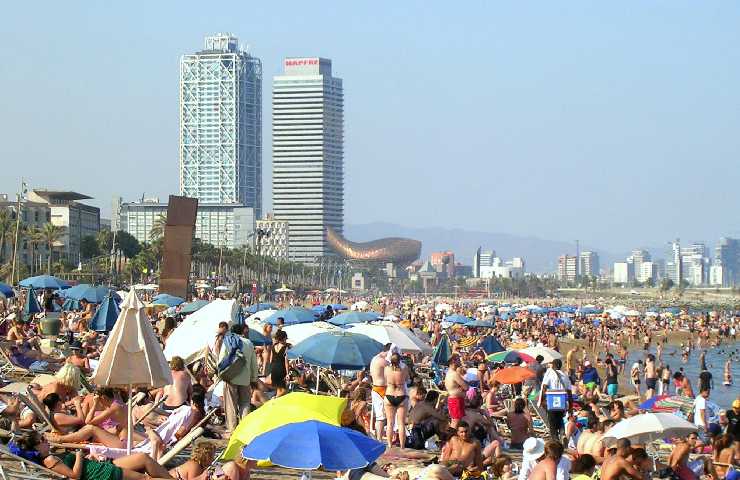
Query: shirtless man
644 354 657 400
440 421 482 477
158 356 192 411
528 441 563 480
668 433 698 480
369 343 391 439
601 438 643 480
444 357 468 429
576 413 607 464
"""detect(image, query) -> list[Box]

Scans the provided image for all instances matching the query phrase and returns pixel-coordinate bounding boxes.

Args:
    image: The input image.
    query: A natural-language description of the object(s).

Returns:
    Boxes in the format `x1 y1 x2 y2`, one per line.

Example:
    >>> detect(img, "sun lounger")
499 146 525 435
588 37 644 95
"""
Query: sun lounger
0 445 66 480
87 406 215 461
528 399 551 437
0 347 44 381
18 389 54 433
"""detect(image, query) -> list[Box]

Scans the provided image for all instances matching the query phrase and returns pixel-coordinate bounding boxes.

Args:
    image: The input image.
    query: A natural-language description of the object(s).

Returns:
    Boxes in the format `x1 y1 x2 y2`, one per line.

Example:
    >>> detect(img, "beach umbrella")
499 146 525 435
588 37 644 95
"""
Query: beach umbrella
62 298 81 311
245 309 277 330
274 285 294 293
23 286 42 317
282 322 340 346
480 336 505 354
444 314 473 325
519 346 562 363
245 302 276 314
164 299 240 362
150 293 184 307
93 287 172 454
90 294 121 332
638 394 670 411
466 318 495 329
492 366 535 384
435 303 453 313
179 299 210 315
246 327 271 347
328 311 382 326
19 275 68 290
432 334 451 366
345 321 432 355
331 304 348 311
0 282 15 298
486 350 535 364
62 284 120 303
221 392 345 460
288 331 383 371
242 420 385 472
263 307 318 326
602 412 697 446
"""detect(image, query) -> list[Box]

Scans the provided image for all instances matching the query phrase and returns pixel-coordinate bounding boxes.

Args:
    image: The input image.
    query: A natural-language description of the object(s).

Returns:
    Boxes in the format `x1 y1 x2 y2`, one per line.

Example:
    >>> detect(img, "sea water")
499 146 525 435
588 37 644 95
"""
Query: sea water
625 341 739 408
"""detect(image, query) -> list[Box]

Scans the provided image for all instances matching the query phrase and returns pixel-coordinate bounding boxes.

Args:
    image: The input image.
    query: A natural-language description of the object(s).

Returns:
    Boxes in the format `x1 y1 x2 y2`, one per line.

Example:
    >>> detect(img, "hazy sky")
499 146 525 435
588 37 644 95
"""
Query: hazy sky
1 2 738 252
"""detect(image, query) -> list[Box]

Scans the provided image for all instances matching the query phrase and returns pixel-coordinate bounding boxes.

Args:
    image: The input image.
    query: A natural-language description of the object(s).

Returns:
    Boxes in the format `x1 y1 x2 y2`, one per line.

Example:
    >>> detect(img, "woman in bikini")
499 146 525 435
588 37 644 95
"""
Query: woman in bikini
383 351 409 450
169 442 215 480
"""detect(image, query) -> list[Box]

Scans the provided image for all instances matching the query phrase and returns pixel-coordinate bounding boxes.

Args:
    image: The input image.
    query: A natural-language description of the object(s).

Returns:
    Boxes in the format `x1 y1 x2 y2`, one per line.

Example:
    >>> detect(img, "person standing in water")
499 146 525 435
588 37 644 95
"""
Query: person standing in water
724 356 733 386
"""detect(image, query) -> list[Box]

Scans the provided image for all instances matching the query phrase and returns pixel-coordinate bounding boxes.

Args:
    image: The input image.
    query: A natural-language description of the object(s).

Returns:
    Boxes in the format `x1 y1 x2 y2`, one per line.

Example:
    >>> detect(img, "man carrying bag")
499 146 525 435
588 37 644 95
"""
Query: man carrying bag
539 358 572 442
218 324 258 433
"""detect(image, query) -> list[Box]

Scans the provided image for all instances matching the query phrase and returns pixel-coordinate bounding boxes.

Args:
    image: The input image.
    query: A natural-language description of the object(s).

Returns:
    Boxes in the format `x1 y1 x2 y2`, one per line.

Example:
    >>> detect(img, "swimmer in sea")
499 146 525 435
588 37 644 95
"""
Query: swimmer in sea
724 357 733 386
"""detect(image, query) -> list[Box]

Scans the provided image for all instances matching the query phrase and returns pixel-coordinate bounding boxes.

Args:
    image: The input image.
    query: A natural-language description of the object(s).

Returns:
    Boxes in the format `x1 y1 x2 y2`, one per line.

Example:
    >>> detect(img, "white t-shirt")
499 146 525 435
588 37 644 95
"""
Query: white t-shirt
693 396 707 427
630 362 641 379
541 368 572 391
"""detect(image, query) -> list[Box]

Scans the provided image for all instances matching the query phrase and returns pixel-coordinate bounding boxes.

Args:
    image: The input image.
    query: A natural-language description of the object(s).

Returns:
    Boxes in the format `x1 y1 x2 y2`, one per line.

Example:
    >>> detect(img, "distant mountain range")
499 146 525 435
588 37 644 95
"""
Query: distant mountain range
344 222 665 273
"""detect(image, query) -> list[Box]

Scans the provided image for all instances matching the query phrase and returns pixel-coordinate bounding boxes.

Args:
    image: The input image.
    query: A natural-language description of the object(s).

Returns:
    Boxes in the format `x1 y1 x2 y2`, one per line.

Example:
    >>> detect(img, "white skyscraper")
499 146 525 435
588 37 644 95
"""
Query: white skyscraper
180 34 262 217
272 58 344 263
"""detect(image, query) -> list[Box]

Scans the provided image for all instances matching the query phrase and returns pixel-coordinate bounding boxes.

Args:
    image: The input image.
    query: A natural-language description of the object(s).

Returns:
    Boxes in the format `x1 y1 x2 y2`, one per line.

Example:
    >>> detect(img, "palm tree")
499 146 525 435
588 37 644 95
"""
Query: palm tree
40 223 65 274
0 209 13 263
149 214 166 243
25 226 42 275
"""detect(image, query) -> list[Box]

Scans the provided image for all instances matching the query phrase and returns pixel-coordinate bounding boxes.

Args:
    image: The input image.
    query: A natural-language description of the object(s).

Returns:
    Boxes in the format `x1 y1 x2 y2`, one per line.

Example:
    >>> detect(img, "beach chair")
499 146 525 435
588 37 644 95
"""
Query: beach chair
0 347 41 381
0 445 66 480
18 388 55 433
527 399 551 437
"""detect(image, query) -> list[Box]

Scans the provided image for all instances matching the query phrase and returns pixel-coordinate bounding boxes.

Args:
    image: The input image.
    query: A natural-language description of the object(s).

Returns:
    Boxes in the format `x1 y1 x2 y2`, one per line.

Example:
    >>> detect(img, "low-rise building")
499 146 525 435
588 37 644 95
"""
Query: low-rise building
255 215 289 260
27 190 100 263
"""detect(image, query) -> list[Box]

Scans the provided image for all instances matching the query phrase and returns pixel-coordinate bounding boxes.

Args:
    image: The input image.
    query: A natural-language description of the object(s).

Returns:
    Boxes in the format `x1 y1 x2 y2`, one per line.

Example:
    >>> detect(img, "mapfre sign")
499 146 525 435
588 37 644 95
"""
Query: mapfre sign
285 58 319 67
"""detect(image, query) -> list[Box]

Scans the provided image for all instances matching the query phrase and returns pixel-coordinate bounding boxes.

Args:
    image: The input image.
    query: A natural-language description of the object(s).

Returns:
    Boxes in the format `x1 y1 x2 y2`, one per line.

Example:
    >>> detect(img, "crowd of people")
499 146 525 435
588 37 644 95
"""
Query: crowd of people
0 287 738 480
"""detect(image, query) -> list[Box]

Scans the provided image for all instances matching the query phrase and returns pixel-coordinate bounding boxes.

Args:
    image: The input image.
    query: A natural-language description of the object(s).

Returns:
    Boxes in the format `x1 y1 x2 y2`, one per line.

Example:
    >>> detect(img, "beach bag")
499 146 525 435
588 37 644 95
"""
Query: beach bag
218 335 245 382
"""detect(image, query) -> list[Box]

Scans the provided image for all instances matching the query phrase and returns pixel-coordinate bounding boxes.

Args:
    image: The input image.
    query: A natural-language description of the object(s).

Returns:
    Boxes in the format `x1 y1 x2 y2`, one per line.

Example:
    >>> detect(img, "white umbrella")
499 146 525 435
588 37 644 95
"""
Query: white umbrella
245 309 277 330
164 299 240 362
520 346 563 363
346 321 432 355
282 321 340 345
275 286 294 293
93 287 172 454
602 413 697 446
435 303 453 313
215 285 231 291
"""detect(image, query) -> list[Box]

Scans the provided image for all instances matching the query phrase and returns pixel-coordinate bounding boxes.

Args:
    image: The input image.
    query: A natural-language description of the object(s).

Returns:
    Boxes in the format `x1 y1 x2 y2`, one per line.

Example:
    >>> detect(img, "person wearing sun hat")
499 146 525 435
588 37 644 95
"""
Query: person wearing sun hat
727 397 740 441
517 437 546 480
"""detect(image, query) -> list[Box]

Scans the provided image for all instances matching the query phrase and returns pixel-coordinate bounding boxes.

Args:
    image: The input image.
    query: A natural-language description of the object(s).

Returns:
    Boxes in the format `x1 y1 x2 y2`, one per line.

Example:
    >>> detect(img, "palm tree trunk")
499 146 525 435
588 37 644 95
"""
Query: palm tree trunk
47 242 52 274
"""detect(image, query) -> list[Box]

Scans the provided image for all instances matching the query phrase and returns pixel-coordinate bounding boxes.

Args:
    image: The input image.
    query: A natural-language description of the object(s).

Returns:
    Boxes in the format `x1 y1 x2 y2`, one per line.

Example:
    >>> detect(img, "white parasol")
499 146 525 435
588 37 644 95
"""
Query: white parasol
93 287 172 454
519 346 563 363
602 412 697 446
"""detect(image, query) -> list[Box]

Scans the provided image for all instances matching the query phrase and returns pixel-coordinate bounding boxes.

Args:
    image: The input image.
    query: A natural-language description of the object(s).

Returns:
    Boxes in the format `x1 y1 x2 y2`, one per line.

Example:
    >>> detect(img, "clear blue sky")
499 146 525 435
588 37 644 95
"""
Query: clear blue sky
1 1 738 252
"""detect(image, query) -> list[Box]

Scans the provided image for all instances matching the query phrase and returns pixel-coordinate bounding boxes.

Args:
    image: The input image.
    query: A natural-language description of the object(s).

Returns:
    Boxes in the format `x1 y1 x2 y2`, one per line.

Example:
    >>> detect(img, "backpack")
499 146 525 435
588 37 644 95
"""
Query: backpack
217 334 246 382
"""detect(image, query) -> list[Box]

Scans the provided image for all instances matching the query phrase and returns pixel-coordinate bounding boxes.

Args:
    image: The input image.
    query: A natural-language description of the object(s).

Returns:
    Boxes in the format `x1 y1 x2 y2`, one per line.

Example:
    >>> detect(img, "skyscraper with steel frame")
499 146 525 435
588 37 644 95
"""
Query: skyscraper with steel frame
179 34 262 218
272 57 344 264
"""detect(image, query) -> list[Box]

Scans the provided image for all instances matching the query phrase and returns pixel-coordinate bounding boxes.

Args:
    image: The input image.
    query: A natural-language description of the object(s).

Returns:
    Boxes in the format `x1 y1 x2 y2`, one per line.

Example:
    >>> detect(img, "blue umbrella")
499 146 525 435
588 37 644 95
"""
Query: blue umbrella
331 304 348 311
151 293 185 307
445 314 473 325
466 319 495 329
19 275 68 290
62 284 120 303
432 334 451 366
264 307 318 326
180 300 210 315
247 328 272 347
287 331 383 370
242 420 385 471
24 286 42 317
0 282 14 298
480 336 505 354
62 298 81 311
90 294 121 332
328 311 382 326
245 302 276 314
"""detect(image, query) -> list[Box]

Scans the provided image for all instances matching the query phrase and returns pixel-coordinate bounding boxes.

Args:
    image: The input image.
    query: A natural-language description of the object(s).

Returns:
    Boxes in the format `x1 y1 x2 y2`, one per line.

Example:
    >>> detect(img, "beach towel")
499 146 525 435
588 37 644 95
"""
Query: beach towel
87 405 193 459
